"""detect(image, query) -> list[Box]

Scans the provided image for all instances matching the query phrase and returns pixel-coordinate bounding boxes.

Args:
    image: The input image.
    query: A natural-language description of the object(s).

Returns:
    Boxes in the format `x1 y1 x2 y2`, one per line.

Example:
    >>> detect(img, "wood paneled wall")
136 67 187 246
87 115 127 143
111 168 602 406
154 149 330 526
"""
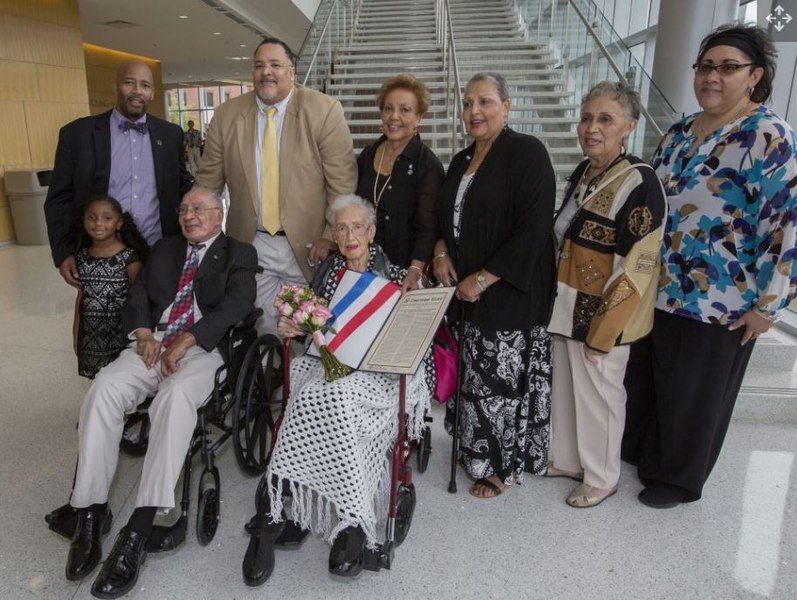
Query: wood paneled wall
0 0 88 243
0 2 164 245
83 44 164 119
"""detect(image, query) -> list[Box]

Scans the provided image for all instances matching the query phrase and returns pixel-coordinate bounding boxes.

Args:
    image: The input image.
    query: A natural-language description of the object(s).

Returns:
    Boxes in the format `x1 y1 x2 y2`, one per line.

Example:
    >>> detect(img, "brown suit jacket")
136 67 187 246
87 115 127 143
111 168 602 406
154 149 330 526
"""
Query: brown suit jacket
195 86 357 280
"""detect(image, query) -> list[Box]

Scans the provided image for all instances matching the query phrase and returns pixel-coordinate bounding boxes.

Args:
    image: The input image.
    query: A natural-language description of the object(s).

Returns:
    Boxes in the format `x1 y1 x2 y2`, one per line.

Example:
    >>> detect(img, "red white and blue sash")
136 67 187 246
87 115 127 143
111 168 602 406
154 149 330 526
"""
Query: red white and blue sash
313 270 401 369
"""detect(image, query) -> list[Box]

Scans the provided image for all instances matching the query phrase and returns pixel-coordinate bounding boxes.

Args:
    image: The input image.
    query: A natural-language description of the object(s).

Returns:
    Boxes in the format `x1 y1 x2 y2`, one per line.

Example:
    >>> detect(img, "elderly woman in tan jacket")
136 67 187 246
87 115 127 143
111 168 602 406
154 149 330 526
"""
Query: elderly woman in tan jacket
546 81 666 508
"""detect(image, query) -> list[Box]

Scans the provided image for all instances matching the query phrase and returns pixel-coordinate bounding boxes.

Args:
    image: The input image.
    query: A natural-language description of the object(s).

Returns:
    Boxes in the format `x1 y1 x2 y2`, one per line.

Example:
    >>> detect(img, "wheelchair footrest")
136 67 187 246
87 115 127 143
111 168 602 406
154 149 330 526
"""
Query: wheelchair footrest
45 504 116 542
147 516 187 553
363 541 394 572
45 503 79 540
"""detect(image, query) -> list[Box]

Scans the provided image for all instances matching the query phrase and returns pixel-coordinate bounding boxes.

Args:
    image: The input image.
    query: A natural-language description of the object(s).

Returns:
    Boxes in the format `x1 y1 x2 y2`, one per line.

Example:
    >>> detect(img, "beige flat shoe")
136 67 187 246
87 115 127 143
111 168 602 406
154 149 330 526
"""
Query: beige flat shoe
566 483 617 508
545 463 584 482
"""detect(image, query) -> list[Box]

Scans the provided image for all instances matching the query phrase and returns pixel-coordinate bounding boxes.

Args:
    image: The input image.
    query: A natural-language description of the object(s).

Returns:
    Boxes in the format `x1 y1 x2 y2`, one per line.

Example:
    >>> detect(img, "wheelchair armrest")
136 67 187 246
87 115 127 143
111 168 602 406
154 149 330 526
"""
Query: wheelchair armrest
232 309 263 331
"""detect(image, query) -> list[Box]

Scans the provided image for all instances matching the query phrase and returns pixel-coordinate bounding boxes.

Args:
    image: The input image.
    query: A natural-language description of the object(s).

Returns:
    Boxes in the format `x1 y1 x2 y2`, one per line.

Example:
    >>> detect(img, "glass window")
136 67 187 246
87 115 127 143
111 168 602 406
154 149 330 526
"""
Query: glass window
739 1 757 24
164 83 252 134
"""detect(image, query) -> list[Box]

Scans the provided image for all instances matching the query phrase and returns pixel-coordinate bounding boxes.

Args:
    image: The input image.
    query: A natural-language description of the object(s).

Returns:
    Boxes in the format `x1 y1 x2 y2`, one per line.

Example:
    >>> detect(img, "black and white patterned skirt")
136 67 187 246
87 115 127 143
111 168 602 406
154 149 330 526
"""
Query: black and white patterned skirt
446 324 552 484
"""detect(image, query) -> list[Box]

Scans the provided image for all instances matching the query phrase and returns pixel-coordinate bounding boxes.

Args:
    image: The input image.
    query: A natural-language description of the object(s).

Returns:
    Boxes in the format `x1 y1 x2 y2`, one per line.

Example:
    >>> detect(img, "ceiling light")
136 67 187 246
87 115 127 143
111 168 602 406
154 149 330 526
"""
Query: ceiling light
178 15 188 19
239 44 247 47
213 32 222 35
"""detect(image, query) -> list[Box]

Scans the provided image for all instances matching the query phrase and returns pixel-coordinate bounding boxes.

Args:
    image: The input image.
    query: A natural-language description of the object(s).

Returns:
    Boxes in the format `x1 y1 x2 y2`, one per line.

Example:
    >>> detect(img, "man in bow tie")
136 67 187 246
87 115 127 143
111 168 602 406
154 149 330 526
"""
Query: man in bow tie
61 186 256 598
45 60 193 288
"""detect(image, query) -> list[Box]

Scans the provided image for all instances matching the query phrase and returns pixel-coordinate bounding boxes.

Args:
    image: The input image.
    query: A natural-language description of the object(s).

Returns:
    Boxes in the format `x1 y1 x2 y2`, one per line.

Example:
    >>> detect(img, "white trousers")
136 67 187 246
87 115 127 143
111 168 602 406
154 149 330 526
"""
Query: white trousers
252 231 307 336
550 335 630 490
186 147 201 175
70 345 222 510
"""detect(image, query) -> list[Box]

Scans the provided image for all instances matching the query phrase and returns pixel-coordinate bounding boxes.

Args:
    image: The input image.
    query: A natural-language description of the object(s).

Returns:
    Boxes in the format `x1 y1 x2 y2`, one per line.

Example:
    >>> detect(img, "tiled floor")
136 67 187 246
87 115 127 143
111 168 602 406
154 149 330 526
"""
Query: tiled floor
1 244 795 600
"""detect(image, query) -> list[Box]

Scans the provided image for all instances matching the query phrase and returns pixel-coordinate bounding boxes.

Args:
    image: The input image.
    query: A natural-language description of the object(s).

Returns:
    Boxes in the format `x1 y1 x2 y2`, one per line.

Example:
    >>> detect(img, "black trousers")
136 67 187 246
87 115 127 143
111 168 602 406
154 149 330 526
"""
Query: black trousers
622 309 756 500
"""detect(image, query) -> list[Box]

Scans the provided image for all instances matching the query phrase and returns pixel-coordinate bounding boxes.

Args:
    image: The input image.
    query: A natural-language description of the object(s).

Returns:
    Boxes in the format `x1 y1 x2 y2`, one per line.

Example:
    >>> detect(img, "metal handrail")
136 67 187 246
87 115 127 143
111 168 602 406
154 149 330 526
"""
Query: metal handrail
350 0 364 45
302 0 341 87
567 0 663 138
441 0 466 151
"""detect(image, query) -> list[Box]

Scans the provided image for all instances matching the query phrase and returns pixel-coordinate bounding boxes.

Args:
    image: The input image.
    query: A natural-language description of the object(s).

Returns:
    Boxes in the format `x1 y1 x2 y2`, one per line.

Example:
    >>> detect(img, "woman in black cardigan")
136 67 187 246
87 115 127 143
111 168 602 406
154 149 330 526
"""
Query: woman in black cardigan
433 72 556 498
356 74 445 292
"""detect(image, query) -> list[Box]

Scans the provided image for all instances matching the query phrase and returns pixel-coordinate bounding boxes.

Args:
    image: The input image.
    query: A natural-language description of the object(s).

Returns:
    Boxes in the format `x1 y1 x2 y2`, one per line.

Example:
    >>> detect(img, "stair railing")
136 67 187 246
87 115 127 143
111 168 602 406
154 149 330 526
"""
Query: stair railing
298 0 363 89
515 0 678 158
567 1 663 136
439 0 468 154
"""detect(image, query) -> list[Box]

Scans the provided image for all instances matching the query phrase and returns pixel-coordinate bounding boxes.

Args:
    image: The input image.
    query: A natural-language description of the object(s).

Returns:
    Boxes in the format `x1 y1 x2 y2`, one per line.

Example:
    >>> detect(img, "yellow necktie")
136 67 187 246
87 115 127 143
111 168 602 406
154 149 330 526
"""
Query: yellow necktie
261 107 280 234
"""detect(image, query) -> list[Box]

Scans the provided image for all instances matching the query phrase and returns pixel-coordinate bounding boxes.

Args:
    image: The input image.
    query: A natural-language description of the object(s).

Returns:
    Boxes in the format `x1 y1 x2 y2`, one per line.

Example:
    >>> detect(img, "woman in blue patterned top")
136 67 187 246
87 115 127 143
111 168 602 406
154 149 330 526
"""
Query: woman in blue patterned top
623 23 797 509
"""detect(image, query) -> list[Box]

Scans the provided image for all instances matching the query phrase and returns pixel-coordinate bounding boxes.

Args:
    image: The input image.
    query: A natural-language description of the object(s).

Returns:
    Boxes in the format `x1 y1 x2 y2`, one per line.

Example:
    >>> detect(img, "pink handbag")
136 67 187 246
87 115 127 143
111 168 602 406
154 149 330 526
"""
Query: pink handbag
433 322 458 404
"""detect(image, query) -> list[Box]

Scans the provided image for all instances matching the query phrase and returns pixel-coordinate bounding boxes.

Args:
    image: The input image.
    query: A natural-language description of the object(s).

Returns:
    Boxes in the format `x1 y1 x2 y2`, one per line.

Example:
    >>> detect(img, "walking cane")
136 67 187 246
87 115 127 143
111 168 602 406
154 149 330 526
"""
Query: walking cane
447 301 467 493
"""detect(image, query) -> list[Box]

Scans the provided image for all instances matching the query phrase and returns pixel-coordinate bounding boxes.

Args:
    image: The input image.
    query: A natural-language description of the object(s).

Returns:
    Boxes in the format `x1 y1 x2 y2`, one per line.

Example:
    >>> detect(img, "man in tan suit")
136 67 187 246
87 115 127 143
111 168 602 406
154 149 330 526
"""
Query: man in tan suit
196 37 357 334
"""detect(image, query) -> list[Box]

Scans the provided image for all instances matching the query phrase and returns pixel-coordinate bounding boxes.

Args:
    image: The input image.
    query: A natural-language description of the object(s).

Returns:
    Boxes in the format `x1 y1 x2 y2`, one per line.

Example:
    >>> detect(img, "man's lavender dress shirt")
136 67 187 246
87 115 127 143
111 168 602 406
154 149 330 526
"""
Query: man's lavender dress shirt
109 109 162 246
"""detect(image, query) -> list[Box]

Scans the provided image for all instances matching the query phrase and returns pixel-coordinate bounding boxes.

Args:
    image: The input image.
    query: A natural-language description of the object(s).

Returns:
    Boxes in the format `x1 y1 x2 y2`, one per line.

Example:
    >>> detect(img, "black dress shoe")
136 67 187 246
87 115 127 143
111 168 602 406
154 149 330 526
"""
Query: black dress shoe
638 483 682 509
65 507 112 581
242 516 285 587
90 527 147 599
275 520 310 548
328 525 365 577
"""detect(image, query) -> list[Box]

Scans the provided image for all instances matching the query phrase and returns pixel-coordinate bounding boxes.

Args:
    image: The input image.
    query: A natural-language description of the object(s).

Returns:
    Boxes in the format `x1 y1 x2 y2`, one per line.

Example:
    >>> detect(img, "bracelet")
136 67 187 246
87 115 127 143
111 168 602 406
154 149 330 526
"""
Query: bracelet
433 252 448 261
476 279 487 293
408 265 424 275
752 306 779 323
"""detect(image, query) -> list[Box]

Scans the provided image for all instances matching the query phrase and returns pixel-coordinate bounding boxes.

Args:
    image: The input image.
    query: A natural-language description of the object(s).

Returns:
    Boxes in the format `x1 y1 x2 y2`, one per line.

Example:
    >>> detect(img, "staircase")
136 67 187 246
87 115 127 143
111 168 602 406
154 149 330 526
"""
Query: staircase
301 0 583 178
736 327 797 424
447 0 582 177
327 0 450 157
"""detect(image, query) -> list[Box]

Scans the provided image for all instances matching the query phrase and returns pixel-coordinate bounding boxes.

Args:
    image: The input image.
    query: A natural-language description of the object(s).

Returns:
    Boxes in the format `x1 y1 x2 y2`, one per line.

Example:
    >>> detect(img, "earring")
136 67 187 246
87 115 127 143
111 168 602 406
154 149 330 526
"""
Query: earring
747 86 754 97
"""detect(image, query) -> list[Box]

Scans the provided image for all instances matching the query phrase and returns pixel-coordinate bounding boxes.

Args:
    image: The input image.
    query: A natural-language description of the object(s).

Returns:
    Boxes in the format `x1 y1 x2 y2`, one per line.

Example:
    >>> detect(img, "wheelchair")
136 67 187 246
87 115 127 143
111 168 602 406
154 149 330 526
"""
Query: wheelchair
45 309 284 552
246 336 431 571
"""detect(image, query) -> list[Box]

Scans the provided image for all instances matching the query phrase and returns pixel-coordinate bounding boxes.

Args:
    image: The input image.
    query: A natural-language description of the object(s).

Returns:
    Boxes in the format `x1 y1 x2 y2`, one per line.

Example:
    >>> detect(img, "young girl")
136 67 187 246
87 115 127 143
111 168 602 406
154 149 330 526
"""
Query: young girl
73 196 149 378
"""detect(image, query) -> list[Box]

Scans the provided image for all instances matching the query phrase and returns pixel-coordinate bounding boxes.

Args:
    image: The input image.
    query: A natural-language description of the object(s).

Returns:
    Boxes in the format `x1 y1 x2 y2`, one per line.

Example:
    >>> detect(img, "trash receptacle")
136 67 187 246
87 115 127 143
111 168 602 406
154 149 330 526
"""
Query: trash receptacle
5 169 52 245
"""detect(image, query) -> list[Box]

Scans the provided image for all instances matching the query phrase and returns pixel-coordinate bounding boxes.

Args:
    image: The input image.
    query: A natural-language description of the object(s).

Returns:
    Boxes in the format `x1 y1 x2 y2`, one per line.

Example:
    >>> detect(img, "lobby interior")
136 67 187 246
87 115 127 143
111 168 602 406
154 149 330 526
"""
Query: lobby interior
0 1 796 599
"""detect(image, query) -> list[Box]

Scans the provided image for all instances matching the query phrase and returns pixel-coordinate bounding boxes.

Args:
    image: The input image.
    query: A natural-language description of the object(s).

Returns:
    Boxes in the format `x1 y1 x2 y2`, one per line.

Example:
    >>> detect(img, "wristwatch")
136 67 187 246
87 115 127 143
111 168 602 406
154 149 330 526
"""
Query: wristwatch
476 271 487 292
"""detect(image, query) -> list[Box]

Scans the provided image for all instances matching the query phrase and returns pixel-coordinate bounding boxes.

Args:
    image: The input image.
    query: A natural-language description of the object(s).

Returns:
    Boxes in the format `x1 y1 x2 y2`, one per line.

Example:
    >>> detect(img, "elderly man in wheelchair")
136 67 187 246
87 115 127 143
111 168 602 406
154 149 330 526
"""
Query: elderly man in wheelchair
59 186 256 599
242 195 433 586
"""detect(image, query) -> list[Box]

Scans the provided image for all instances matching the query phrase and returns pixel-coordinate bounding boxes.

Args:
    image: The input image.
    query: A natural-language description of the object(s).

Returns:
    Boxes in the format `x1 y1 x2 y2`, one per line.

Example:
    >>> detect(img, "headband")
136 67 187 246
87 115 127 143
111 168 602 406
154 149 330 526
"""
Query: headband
698 31 765 67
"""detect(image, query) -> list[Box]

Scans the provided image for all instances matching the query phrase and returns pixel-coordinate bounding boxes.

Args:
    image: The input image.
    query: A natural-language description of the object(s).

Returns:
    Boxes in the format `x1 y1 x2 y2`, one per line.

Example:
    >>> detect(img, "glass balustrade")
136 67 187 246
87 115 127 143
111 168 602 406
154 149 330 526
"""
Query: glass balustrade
517 0 677 160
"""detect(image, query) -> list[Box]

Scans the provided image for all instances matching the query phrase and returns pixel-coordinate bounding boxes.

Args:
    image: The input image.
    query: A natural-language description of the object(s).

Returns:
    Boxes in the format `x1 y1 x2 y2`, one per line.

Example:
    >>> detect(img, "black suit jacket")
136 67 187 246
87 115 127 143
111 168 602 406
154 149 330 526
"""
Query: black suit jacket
44 110 194 267
122 233 257 361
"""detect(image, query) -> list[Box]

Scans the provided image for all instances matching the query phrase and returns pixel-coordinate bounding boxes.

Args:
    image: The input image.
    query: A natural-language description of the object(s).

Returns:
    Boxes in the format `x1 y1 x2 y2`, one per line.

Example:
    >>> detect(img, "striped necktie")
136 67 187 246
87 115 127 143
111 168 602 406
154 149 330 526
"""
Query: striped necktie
260 106 280 234
162 243 204 348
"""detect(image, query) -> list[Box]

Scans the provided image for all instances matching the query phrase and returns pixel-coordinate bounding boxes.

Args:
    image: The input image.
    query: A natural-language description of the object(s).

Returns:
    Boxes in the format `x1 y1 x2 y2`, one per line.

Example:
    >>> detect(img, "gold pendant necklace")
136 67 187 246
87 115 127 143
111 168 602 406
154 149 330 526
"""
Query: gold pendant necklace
373 144 394 208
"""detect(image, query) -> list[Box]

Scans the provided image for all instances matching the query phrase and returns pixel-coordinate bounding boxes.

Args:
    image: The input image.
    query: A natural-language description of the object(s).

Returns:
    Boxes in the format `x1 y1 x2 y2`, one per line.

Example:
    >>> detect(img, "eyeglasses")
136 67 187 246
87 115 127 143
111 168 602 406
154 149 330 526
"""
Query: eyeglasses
178 205 221 217
692 63 755 76
334 223 370 237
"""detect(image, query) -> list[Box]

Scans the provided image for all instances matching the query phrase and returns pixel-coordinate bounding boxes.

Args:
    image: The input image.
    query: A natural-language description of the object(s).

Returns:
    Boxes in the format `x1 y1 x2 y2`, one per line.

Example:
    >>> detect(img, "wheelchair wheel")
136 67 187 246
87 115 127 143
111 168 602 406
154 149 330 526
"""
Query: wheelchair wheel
232 334 282 475
120 413 150 456
416 427 432 473
394 484 416 547
196 468 220 545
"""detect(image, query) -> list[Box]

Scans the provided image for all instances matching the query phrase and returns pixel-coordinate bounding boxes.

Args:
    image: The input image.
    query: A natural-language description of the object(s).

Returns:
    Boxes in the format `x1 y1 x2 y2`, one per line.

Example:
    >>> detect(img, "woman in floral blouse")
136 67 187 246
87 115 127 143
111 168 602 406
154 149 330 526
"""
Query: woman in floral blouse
624 23 797 509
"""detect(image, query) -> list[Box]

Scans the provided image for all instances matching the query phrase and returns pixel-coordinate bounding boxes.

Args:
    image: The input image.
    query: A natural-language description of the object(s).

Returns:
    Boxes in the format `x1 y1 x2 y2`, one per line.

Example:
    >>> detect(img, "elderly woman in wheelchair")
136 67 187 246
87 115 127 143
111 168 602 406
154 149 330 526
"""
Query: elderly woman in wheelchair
242 194 433 585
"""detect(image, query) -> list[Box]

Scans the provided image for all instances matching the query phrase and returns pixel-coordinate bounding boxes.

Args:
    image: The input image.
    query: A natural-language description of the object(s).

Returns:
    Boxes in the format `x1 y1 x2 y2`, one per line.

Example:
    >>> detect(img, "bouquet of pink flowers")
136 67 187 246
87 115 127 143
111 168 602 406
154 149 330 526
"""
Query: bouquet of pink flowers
273 284 349 381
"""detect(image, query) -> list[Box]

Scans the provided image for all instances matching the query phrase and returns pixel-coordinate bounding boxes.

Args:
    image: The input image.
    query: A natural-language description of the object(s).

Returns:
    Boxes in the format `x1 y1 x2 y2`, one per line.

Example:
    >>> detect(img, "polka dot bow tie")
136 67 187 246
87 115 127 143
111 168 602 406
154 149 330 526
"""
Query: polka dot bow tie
119 120 148 134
